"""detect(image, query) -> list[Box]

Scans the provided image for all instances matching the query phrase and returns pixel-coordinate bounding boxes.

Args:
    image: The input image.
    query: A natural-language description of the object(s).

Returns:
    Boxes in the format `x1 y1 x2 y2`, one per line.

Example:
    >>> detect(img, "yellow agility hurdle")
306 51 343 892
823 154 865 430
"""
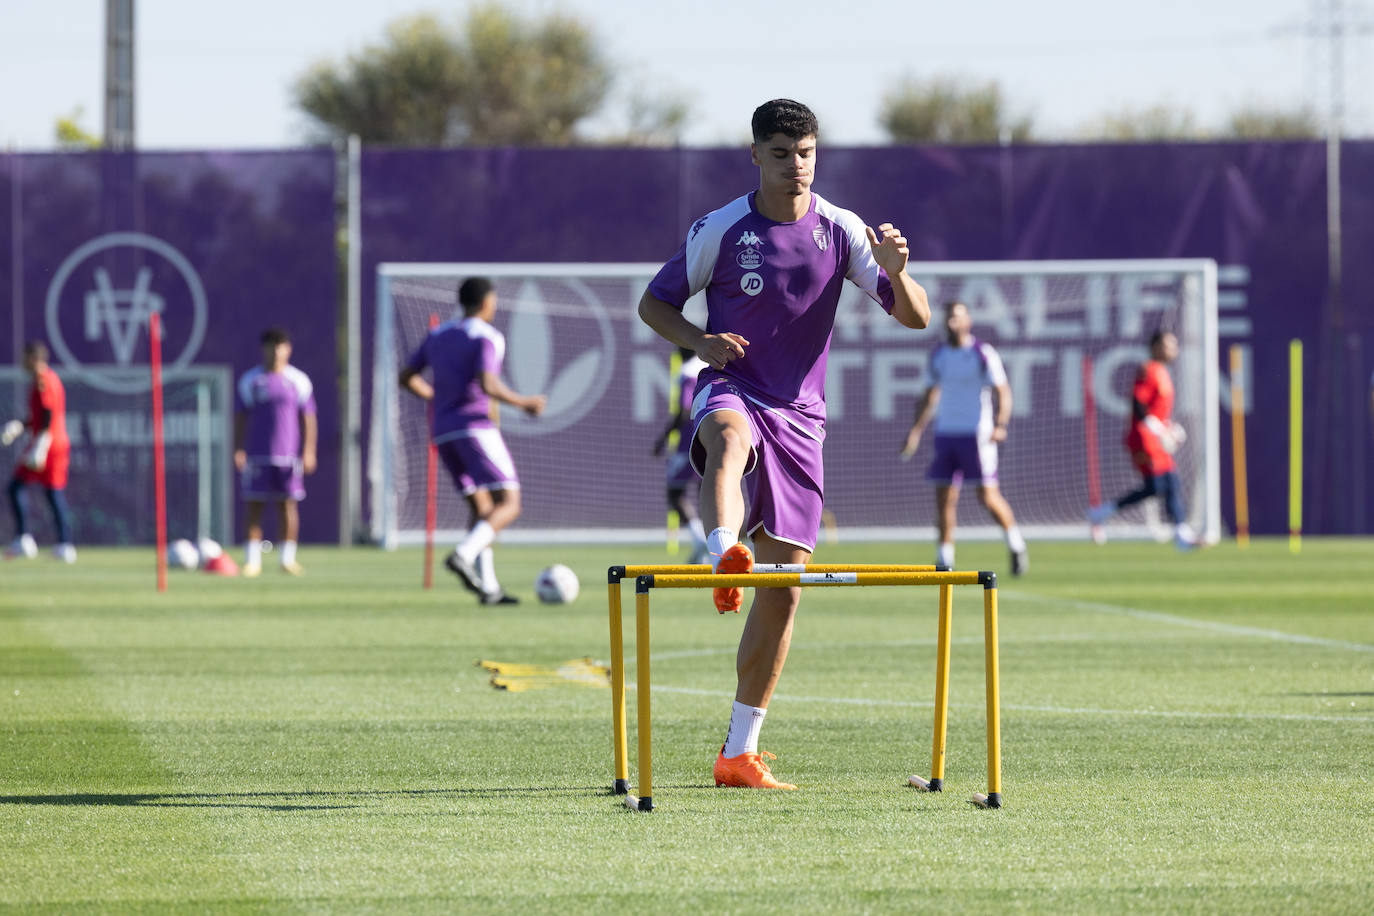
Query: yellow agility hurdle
605 564 1003 812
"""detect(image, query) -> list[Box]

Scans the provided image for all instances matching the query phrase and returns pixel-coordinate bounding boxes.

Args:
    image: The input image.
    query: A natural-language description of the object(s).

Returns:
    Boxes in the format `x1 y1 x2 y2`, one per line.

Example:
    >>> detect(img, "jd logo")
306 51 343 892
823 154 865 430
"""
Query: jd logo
499 277 617 435
44 232 208 394
740 272 764 296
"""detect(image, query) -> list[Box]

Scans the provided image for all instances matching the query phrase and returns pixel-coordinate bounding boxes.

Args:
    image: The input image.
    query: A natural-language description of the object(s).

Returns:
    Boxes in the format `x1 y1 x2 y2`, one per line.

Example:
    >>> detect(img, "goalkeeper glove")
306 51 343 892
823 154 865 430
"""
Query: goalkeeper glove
0 419 22 447
23 431 50 471
1142 415 1184 455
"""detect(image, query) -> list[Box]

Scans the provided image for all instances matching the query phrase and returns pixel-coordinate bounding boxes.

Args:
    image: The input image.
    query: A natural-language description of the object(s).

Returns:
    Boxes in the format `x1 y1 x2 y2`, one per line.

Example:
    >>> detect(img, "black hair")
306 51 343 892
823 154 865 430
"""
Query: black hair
751 99 819 143
22 340 49 361
260 327 290 347
1149 329 1175 347
458 277 494 312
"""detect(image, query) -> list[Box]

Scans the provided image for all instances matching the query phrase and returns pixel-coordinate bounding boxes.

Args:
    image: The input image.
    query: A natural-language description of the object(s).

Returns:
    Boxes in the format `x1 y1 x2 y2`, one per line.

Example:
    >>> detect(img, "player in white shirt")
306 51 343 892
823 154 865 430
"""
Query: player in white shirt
900 301 1028 575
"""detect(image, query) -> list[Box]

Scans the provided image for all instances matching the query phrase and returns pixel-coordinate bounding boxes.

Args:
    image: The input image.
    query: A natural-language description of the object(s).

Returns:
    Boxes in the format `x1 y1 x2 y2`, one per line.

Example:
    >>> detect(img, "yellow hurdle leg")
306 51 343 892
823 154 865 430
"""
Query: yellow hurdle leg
910 583 953 793
630 589 654 811
607 579 629 794
972 585 1003 809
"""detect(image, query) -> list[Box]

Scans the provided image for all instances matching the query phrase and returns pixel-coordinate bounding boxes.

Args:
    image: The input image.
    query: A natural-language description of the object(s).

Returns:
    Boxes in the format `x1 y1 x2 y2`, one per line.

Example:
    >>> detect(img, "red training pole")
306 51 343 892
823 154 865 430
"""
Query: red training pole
150 311 168 593
1082 355 1101 509
423 313 440 589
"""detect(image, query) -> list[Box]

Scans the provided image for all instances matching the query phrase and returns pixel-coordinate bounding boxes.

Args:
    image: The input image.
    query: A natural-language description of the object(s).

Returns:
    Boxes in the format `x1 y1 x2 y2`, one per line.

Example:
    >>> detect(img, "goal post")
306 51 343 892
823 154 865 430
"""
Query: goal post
370 260 1219 547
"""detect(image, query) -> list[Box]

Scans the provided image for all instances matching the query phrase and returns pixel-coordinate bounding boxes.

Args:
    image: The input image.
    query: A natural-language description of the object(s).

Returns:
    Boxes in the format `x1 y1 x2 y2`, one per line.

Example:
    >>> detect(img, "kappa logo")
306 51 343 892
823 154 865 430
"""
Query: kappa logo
812 225 829 252
690 216 708 240
44 232 209 394
736 231 762 247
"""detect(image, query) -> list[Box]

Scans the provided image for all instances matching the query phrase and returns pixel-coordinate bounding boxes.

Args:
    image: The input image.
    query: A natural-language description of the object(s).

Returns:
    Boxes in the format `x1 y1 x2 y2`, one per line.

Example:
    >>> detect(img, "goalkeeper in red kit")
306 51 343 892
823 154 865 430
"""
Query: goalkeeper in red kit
1088 330 1197 550
4 342 75 562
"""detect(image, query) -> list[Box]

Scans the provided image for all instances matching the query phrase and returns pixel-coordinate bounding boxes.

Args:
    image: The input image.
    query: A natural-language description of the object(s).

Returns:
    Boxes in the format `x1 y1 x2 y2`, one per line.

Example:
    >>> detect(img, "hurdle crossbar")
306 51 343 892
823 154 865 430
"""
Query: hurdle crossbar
606 564 1002 813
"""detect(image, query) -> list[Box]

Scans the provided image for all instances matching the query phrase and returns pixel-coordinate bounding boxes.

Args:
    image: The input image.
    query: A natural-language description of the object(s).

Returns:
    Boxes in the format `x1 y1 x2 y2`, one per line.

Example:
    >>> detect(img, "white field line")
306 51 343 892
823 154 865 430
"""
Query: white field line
1003 589 1374 654
649 685 1374 725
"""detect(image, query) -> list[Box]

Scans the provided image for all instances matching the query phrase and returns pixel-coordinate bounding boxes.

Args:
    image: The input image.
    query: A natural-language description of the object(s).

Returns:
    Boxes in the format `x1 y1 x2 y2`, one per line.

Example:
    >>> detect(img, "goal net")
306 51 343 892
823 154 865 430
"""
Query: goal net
0 366 234 546
371 261 1218 546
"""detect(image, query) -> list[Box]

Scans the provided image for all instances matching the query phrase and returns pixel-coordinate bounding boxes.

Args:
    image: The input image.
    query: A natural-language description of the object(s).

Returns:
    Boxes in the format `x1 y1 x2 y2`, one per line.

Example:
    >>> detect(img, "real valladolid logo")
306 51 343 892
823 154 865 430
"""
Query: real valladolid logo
44 232 208 394
498 277 617 436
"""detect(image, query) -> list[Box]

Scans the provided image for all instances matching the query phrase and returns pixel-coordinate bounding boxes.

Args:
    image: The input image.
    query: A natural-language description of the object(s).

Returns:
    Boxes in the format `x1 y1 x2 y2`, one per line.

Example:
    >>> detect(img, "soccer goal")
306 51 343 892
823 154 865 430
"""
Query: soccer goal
370 260 1218 547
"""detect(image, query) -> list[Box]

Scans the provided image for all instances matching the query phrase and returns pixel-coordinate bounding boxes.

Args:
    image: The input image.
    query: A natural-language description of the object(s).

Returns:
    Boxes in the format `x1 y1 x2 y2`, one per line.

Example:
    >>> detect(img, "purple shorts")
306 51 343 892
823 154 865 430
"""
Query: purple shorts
666 447 695 490
688 376 824 552
436 428 519 496
926 434 998 486
242 458 305 502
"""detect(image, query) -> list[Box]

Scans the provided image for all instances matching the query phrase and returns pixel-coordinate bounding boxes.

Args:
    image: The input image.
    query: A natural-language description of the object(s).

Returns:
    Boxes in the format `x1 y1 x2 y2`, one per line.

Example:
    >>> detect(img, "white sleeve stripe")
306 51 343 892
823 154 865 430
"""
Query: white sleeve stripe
815 194 884 305
685 195 751 298
236 368 257 407
981 344 1008 386
283 365 313 403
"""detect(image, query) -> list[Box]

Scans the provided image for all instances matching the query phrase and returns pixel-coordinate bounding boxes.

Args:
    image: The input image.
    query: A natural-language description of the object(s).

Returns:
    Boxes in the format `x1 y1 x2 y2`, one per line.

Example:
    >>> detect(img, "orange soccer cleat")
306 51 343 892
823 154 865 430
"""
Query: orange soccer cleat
713 747 797 790
712 542 754 614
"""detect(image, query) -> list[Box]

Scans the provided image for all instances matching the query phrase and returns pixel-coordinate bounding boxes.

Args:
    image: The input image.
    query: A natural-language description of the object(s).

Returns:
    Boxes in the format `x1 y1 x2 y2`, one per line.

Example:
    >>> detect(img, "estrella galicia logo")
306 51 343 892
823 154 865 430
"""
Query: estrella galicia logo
44 232 209 394
812 225 829 252
736 248 762 269
690 216 708 240
498 276 617 436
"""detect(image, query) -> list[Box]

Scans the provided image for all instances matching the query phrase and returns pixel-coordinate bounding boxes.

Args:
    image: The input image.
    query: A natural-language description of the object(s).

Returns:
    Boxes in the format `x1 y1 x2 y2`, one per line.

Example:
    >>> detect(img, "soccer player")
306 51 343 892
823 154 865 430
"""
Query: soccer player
899 301 1028 574
638 99 930 790
399 277 546 605
651 346 710 565
234 328 317 576
4 341 75 562
1088 330 1196 550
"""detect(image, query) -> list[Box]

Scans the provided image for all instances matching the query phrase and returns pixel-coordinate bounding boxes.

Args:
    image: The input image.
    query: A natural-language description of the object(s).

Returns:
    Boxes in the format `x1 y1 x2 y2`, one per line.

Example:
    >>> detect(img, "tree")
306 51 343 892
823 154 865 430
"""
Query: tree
54 106 102 149
1080 104 1203 142
1224 105 1321 140
294 6 612 146
879 77 1032 145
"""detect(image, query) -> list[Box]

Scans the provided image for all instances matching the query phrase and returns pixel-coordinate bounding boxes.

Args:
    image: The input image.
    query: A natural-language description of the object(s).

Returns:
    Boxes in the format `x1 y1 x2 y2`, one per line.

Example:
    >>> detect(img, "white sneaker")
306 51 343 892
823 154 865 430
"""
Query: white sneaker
1174 524 1198 552
52 543 76 563
5 534 37 559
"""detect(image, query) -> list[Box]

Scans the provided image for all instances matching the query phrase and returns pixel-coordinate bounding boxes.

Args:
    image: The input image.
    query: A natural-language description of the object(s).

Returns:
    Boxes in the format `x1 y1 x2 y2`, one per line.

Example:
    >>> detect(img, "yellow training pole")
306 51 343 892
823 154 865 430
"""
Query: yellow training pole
607 580 629 795
630 589 654 811
971 584 1003 809
1229 344 1250 548
1289 339 1303 554
929 584 954 789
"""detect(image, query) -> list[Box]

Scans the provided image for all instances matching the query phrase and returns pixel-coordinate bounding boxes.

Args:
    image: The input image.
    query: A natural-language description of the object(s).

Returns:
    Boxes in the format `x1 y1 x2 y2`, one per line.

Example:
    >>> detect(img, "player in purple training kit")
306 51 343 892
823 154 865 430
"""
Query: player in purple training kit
651 346 710 565
638 99 931 790
400 277 546 605
900 300 1028 576
234 327 318 577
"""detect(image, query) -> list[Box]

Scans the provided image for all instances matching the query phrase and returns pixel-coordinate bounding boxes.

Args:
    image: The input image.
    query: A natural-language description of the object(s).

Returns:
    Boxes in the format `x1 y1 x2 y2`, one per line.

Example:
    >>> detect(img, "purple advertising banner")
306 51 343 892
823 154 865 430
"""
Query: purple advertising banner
362 141 1367 537
1 150 338 546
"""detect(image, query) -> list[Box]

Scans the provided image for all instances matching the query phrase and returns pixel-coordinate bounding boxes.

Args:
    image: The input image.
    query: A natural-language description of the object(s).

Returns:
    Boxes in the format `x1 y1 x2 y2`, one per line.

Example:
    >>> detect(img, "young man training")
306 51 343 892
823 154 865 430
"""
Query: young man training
1089 330 1197 550
639 98 930 790
4 341 76 562
234 328 318 576
400 277 546 604
900 300 1028 574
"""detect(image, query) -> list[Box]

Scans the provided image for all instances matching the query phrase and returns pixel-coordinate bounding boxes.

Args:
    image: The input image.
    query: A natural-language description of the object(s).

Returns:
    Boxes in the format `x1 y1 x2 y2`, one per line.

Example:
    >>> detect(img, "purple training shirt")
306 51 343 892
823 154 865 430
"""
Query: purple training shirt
236 365 316 461
405 316 505 442
648 191 895 423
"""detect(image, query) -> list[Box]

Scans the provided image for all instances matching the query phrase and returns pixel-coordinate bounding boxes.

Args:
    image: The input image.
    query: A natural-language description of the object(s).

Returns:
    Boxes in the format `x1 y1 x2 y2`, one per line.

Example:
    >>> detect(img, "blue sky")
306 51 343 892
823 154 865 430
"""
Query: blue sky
2 0 1366 149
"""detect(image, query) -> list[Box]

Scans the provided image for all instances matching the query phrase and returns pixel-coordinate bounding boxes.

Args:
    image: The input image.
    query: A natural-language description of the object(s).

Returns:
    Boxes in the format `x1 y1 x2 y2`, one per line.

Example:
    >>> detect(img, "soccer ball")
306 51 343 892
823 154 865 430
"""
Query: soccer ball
196 537 223 567
534 564 580 604
167 538 200 570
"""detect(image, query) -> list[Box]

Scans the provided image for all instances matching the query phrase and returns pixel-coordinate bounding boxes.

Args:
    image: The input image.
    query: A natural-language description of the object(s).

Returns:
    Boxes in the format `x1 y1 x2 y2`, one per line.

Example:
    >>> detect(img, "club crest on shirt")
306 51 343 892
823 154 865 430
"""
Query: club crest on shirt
736 231 762 247
812 225 829 251
736 248 763 269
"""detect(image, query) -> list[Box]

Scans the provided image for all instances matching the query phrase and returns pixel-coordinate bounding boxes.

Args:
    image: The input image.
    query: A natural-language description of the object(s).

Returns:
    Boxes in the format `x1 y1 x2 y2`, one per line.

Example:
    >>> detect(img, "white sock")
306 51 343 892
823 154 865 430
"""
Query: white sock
1005 526 1026 553
478 547 499 594
457 520 495 563
280 540 297 565
245 539 262 566
722 700 767 758
706 527 737 572
687 517 707 551
937 542 955 568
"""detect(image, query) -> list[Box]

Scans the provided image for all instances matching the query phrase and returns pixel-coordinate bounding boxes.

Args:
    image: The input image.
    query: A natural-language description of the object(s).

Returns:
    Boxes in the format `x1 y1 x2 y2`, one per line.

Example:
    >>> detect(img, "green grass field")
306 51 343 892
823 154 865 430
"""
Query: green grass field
3 539 1372 912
